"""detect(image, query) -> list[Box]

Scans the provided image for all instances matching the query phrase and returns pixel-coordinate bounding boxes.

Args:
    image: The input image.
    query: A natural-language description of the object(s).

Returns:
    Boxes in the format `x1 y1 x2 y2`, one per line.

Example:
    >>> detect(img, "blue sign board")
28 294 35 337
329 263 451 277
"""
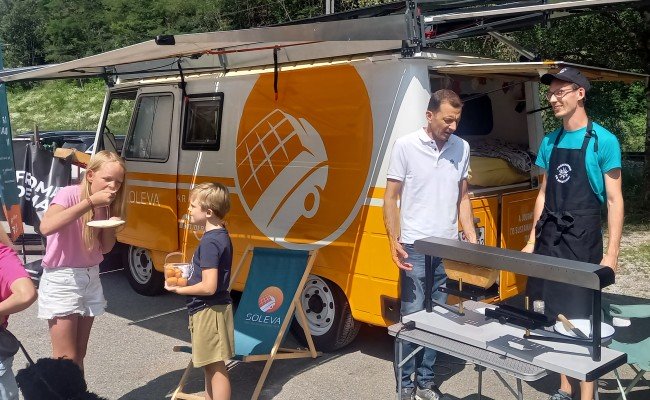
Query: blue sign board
0 45 23 239
234 248 309 356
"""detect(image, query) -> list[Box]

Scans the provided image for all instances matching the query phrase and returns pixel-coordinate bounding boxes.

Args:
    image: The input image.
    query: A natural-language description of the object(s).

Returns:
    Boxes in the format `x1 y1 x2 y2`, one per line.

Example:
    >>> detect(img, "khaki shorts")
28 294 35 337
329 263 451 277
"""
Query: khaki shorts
189 304 235 368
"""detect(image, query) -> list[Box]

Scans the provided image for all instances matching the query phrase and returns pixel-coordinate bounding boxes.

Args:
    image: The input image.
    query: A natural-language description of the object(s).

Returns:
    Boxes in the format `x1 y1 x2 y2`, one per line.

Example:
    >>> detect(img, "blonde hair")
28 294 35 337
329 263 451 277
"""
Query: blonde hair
80 151 127 250
190 182 230 220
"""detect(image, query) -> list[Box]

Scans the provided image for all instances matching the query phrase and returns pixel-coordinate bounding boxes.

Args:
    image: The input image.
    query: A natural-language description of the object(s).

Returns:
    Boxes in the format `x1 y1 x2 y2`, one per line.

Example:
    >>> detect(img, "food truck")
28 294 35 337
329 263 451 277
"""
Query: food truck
2 0 645 351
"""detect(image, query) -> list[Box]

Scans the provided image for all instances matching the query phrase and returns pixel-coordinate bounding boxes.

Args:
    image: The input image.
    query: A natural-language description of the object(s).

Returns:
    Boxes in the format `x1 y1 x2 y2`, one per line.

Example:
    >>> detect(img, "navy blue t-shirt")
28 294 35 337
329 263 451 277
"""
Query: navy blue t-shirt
186 228 233 315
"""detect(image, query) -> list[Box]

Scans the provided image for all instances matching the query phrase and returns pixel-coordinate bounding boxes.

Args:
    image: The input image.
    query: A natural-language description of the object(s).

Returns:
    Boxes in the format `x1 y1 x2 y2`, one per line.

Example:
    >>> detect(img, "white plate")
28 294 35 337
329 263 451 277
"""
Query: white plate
87 219 126 228
554 319 615 339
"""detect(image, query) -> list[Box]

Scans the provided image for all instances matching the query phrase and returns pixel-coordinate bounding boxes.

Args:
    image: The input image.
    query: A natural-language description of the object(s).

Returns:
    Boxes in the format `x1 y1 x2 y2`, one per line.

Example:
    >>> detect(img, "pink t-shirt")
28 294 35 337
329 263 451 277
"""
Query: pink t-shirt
42 185 107 268
0 244 29 327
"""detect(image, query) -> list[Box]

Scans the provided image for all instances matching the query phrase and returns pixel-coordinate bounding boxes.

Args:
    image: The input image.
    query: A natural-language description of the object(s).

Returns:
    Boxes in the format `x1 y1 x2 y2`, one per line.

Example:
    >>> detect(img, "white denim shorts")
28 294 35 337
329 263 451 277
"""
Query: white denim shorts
37 266 106 320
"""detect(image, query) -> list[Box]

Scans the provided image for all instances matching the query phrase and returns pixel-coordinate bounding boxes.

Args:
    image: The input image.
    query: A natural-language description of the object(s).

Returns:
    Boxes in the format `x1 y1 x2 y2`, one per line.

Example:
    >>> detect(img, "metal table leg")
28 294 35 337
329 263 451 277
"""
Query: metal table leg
493 370 526 400
396 337 424 400
475 365 486 400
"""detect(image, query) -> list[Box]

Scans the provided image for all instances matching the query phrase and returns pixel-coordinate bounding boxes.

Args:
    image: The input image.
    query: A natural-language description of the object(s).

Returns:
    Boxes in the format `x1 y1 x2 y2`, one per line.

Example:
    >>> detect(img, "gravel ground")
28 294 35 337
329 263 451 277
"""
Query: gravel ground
604 229 650 299
5 223 649 399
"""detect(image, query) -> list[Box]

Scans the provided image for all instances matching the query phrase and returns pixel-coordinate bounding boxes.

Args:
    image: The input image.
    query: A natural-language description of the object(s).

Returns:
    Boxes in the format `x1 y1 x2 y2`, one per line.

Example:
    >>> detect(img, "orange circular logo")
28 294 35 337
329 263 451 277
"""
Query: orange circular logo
236 65 373 249
258 286 284 313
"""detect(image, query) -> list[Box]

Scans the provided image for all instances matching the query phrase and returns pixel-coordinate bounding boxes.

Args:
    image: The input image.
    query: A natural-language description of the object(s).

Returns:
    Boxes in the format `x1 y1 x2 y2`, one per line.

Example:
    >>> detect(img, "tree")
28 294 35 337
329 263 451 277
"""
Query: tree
0 0 47 67
44 0 110 62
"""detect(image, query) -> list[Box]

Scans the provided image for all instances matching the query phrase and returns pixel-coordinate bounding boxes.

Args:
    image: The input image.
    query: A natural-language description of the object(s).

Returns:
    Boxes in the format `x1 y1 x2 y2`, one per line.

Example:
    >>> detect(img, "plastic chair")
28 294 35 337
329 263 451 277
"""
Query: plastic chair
604 302 650 400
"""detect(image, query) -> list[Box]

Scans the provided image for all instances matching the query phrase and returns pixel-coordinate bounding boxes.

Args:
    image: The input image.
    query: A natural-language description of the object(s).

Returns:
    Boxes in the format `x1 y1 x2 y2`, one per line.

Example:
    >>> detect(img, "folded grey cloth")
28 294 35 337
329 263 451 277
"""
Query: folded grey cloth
467 138 533 173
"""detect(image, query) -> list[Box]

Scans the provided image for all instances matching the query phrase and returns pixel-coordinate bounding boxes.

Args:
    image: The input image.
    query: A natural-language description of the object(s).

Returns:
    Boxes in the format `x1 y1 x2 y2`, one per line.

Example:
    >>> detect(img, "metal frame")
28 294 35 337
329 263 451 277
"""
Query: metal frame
405 0 648 50
391 322 547 400
416 237 615 361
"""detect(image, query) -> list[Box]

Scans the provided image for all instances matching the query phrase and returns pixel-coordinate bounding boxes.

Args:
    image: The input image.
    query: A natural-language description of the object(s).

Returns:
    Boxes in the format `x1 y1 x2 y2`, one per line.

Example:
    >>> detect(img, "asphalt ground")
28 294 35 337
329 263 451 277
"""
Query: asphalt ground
4 234 647 399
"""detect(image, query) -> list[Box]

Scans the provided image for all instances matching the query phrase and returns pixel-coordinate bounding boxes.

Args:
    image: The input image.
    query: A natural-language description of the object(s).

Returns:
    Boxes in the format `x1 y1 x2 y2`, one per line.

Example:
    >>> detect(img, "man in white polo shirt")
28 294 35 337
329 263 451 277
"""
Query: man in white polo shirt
384 89 477 400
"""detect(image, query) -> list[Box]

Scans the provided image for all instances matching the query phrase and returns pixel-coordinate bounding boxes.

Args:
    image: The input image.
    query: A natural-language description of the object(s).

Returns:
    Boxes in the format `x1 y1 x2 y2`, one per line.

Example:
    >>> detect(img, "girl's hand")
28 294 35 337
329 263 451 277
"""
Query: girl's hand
90 188 117 207
164 282 178 293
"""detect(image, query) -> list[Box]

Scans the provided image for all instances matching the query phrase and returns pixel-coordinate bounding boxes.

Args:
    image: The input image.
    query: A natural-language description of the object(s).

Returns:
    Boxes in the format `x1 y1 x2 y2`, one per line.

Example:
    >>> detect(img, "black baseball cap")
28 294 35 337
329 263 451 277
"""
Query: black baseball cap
540 67 591 91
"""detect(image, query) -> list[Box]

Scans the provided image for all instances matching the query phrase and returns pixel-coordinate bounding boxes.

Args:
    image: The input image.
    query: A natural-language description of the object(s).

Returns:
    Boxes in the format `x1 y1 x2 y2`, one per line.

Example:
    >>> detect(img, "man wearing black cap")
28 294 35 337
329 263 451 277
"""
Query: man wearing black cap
523 67 624 400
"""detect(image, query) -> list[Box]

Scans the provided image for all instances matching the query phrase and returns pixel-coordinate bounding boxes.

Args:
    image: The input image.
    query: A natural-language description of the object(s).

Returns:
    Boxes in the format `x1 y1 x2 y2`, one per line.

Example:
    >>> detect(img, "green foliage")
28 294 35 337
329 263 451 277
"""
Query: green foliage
0 0 46 67
514 10 646 71
6 79 106 133
621 157 650 225
44 0 112 61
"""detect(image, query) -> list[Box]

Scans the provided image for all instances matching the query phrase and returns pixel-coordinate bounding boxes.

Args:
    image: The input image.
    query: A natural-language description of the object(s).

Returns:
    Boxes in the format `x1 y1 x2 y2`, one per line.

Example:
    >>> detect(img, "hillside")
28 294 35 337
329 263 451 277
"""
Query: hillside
7 79 105 134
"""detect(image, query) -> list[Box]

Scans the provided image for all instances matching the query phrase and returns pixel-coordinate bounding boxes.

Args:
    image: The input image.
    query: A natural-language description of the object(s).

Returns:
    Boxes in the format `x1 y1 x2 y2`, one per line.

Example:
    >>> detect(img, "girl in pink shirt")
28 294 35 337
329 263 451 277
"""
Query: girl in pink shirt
0 227 37 400
37 151 126 371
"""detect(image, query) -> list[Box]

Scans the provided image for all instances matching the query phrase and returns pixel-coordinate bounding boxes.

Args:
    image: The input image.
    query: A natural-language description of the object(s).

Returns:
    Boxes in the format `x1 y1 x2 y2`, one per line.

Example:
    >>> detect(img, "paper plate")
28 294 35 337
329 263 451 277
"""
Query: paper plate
87 219 126 228
554 319 615 339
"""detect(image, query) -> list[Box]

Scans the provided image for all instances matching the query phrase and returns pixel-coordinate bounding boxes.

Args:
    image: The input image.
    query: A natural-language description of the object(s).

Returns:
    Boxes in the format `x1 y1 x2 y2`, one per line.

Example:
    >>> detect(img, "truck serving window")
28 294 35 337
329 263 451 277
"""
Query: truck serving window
182 93 224 151
124 93 173 161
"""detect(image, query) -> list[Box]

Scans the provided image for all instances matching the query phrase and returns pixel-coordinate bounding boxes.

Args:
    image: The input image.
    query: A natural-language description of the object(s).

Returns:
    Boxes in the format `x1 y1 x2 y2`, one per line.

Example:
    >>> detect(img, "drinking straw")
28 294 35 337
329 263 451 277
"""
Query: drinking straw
181 152 203 259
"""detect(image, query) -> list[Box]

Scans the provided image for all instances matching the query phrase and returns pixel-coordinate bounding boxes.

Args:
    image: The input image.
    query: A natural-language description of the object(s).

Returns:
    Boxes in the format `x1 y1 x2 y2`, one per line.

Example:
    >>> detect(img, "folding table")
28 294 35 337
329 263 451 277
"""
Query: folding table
390 300 628 400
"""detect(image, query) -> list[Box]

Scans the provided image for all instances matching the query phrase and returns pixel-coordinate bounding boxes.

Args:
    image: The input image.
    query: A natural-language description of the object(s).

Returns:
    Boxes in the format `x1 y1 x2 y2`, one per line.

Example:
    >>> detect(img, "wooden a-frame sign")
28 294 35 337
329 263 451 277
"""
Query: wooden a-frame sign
172 245 321 400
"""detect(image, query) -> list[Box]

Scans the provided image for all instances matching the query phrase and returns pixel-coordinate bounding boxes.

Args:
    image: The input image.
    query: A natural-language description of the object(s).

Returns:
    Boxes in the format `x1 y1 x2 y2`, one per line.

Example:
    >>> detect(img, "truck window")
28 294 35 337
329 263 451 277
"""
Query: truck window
100 90 136 155
182 93 224 150
106 90 137 137
455 94 493 136
124 93 173 161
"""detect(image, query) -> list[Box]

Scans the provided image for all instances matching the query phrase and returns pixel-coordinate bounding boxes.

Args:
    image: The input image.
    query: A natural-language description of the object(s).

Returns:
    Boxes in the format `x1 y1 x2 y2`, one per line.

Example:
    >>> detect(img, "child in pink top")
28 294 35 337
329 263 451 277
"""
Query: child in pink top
0 226 37 400
37 150 126 371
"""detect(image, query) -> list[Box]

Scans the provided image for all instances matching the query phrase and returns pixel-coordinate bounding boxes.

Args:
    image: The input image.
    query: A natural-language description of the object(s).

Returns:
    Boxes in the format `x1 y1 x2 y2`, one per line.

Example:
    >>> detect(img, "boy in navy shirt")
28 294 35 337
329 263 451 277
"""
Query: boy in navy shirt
166 182 234 400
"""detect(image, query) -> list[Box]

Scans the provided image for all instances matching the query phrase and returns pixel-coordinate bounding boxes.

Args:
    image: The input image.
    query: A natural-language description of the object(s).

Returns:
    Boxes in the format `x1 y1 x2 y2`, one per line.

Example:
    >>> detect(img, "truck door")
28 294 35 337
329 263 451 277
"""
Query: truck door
118 86 181 287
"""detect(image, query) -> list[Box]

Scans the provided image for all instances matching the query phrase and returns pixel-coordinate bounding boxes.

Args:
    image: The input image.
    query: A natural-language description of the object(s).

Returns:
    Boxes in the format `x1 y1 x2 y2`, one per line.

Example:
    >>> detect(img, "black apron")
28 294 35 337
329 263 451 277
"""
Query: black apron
526 121 603 319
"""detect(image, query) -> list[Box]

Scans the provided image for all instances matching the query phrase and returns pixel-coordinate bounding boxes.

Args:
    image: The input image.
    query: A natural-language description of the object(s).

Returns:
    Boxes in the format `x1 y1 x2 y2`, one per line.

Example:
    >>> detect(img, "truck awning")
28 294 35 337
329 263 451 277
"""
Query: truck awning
2 0 648 83
433 61 648 83
0 13 409 83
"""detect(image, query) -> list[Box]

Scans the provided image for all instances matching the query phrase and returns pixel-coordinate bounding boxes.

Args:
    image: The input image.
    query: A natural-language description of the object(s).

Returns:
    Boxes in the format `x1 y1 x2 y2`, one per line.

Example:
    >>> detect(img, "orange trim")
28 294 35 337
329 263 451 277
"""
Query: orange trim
367 187 385 199
126 172 235 187
126 172 177 183
176 175 236 186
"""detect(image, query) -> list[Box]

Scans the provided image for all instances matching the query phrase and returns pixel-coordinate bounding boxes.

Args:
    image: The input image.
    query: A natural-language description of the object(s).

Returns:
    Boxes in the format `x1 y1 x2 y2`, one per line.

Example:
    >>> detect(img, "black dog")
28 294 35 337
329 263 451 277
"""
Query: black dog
16 358 108 400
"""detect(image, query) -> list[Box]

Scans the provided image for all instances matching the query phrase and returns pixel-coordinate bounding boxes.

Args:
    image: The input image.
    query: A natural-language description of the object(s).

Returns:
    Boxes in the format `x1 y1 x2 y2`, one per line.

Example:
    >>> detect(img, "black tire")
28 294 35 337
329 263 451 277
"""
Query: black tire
290 276 361 352
123 245 164 296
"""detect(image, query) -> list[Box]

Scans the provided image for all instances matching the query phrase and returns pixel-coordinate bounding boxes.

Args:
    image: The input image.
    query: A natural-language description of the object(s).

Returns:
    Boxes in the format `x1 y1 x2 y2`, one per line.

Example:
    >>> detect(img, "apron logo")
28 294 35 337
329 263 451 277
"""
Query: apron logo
555 163 572 183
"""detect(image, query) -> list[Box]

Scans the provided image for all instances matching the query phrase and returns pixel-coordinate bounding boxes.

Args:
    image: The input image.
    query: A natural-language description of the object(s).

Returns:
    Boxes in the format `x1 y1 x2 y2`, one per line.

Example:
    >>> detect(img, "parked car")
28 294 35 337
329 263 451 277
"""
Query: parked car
12 130 125 182
13 130 97 152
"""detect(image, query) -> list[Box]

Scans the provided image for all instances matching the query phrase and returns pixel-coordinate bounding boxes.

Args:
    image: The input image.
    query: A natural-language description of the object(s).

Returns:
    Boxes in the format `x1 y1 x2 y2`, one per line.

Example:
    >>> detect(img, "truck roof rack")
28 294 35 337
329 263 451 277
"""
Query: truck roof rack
1 0 647 83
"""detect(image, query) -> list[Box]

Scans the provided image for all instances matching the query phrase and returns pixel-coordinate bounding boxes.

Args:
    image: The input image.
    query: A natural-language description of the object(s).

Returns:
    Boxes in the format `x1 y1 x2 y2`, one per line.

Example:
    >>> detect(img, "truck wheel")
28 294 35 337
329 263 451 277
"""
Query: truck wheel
124 246 164 296
290 276 360 352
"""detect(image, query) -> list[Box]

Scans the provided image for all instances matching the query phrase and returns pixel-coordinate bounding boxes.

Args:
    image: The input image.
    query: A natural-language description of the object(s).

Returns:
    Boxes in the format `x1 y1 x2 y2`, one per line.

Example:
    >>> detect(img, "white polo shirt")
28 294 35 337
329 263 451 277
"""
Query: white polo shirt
387 128 470 244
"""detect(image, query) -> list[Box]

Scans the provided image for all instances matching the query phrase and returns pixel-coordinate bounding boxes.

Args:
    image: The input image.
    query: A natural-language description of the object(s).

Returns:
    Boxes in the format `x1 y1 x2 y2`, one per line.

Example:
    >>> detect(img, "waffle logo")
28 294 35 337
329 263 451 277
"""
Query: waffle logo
258 286 284 313
236 66 373 249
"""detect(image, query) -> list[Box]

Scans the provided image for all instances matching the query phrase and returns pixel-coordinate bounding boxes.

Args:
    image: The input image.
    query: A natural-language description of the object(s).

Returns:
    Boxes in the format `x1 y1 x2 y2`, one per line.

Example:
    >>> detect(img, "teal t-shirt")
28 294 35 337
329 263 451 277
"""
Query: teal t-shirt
535 121 621 204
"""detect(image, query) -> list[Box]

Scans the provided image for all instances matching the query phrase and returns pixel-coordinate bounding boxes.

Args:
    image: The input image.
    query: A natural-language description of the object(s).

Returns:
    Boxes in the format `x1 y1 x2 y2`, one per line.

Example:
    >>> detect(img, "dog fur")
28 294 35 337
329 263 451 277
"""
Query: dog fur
15 357 108 400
